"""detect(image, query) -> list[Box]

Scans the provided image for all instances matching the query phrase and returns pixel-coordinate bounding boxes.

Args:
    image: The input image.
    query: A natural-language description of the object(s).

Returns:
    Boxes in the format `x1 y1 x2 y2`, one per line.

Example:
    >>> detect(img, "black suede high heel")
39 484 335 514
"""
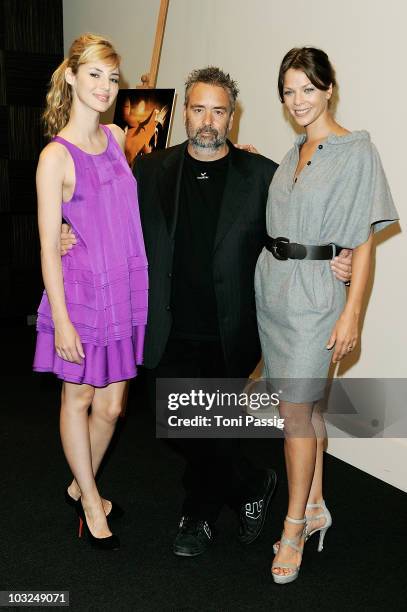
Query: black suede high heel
103 500 125 521
64 488 81 512
64 489 124 520
77 511 120 551
64 490 120 550
77 499 120 550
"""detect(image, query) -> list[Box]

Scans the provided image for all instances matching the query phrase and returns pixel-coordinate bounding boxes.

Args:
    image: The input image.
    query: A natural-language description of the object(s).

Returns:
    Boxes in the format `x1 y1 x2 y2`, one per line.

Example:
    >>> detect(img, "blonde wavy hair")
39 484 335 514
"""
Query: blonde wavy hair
43 33 121 138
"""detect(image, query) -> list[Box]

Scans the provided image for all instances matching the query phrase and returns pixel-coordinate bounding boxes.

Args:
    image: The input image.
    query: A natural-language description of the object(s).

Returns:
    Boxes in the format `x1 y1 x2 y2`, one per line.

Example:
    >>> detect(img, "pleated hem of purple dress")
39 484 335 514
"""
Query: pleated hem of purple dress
33 326 145 388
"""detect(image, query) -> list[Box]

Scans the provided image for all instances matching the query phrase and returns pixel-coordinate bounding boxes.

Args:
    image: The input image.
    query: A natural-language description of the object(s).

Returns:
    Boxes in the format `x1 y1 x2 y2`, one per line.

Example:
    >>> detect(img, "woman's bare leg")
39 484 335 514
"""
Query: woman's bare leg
306 405 327 527
60 381 111 537
272 400 316 576
67 381 128 515
273 404 327 553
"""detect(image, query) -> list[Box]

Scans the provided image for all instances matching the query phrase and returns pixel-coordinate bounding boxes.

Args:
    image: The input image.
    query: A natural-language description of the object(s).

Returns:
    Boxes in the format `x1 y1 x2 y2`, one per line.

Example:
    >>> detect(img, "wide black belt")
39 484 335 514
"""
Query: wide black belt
265 236 343 261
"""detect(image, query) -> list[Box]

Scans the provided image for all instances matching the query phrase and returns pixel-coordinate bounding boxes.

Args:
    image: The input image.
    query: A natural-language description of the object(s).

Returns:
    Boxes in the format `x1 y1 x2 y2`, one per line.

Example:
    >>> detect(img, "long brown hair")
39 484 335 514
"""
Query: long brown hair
42 33 120 138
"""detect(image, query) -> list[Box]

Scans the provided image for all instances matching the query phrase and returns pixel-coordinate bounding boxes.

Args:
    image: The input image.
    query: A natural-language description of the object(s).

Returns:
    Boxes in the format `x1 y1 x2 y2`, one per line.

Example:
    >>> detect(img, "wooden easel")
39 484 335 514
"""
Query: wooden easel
137 0 169 89
120 0 169 419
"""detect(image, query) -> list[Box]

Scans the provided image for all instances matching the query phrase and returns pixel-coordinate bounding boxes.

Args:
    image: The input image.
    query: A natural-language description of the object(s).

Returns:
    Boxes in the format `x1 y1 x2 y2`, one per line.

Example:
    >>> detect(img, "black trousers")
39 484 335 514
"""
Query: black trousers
145 336 264 523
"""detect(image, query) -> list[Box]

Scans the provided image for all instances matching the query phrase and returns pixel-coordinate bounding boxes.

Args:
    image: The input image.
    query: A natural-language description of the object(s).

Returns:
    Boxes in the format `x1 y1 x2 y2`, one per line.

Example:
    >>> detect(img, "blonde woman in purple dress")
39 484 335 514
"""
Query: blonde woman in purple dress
33 34 148 550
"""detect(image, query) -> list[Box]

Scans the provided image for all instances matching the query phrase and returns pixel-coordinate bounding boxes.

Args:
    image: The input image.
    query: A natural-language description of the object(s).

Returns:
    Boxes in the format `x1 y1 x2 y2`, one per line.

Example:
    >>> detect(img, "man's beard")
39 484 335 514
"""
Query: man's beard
186 121 227 151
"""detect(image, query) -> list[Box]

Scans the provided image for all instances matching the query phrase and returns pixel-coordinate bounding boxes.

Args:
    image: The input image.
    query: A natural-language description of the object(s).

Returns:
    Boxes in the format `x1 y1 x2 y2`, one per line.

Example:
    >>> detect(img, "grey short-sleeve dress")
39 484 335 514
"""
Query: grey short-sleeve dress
254 130 399 402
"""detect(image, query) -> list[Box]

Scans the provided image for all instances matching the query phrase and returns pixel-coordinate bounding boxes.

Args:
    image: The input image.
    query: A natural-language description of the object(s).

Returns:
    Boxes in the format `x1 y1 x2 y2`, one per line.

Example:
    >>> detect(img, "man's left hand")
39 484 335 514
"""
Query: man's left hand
330 249 352 283
234 144 259 154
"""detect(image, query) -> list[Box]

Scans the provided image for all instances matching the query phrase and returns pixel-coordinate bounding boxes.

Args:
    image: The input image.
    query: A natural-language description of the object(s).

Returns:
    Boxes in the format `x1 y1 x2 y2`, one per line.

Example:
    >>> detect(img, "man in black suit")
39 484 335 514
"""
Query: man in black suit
133 67 279 556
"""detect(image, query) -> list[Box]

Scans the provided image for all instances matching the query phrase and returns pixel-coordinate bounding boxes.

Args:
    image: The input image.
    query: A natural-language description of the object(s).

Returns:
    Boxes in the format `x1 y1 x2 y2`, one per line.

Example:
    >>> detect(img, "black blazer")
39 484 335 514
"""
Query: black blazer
134 140 278 376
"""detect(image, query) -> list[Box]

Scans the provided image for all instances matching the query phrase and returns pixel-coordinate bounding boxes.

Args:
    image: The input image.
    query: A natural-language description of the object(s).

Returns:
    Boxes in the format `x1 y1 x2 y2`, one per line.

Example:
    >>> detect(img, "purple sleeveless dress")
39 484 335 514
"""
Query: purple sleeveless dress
33 125 148 387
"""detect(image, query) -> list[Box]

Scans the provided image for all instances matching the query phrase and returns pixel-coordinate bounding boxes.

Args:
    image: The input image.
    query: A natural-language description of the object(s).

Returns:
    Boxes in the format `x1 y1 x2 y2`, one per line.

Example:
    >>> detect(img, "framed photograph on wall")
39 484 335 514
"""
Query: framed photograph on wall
113 88 176 168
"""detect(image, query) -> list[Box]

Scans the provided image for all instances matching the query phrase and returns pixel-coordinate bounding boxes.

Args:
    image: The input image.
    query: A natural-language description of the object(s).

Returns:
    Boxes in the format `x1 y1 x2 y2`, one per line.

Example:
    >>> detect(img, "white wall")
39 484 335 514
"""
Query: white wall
63 0 161 89
63 0 406 491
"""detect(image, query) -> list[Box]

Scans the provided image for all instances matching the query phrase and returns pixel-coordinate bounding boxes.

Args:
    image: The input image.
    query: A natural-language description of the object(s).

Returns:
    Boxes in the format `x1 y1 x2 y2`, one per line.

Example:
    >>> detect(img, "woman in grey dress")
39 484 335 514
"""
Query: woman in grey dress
254 47 399 584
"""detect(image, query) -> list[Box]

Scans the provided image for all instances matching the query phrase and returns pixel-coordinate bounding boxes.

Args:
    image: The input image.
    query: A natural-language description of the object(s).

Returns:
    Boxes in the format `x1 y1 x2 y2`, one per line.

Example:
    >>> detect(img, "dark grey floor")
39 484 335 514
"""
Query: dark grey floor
1 327 407 611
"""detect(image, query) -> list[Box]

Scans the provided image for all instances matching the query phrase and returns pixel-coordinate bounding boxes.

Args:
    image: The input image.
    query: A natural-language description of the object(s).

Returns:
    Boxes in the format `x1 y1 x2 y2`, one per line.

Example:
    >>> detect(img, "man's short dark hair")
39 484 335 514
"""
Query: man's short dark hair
184 66 239 113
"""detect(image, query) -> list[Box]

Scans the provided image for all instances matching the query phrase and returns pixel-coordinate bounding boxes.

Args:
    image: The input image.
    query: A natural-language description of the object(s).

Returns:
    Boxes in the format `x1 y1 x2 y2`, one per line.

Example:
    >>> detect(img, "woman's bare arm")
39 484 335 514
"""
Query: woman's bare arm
326 232 374 363
37 143 84 363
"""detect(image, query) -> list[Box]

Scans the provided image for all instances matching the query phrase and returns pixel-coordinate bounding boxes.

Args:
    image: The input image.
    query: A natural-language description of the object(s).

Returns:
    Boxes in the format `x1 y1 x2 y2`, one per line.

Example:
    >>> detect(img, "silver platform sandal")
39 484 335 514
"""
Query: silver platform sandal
273 500 332 554
304 500 332 551
271 516 306 585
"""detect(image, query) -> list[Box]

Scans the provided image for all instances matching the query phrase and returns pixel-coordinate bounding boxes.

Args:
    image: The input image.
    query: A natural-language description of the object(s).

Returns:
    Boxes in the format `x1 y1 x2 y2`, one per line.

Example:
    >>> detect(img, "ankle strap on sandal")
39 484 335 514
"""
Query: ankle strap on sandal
306 500 326 509
285 515 306 525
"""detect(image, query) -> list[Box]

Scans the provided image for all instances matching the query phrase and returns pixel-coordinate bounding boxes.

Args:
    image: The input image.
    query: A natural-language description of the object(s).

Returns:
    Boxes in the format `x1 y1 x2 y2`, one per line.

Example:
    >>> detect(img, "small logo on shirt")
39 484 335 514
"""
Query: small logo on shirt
196 172 209 180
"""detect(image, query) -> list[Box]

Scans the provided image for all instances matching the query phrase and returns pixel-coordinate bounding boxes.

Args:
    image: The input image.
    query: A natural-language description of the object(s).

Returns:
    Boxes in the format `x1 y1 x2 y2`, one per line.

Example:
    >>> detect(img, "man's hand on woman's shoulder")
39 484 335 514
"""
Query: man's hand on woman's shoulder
234 143 259 154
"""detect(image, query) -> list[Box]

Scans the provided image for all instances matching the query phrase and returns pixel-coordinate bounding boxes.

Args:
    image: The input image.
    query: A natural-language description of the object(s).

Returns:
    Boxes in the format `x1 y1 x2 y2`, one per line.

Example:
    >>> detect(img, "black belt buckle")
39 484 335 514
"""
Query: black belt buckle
273 236 289 261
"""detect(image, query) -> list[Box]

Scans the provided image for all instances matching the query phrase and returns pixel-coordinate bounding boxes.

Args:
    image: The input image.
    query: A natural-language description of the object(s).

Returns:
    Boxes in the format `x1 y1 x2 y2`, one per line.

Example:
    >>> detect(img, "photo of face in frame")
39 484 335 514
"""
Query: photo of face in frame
113 88 176 167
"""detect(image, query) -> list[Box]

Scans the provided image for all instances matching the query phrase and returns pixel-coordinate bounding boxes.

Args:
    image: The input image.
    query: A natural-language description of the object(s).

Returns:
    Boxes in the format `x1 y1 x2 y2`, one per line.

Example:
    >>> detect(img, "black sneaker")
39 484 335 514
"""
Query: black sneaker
173 516 215 557
238 468 277 545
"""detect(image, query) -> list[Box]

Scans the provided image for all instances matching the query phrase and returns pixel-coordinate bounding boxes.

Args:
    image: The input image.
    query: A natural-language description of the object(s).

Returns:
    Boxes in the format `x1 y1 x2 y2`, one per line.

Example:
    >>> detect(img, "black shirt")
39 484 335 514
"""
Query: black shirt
170 149 230 339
